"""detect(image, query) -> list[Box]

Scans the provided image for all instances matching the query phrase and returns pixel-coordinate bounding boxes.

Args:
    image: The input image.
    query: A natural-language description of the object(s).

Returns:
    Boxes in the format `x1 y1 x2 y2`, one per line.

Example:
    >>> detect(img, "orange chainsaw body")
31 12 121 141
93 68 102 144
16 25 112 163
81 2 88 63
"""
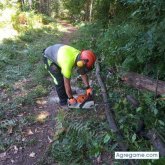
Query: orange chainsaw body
76 94 88 103
68 94 95 109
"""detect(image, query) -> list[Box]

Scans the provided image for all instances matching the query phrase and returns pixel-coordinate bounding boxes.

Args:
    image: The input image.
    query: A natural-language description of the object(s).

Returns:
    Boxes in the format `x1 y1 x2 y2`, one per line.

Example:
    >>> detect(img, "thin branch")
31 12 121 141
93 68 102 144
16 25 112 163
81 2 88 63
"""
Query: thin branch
95 61 118 132
155 70 159 99
95 61 136 165
95 61 127 149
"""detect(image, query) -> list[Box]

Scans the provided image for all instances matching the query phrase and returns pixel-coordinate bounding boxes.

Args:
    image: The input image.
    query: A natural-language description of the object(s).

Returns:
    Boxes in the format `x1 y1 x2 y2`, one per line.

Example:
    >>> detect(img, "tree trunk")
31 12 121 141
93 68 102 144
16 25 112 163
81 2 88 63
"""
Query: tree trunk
39 0 49 15
96 62 127 150
85 0 90 21
47 0 50 16
89 0 94 22
121 72 165 95
96 62 136 165
18 0 24 10
146 129 165 156
28 0 32 9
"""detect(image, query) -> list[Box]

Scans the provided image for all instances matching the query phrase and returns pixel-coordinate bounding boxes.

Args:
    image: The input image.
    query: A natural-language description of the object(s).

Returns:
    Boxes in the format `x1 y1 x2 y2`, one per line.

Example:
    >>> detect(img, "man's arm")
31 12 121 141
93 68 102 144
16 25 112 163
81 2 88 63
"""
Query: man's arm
64 77 73 98
64 77 77 105
81 74 89 87
81 74 93 95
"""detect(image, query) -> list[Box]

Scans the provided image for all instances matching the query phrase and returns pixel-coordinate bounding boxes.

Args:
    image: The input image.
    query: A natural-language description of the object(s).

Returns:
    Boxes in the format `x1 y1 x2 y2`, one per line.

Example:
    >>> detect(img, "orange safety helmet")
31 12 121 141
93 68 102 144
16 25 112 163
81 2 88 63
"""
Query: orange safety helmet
80 50 96 69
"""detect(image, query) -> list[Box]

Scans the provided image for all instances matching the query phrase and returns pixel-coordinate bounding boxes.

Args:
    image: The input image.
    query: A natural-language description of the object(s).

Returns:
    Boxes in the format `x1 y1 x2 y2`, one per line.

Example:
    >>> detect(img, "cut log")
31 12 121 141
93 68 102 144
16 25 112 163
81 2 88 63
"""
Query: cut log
135 122 165 156
121 72 165 95
146 129 165 156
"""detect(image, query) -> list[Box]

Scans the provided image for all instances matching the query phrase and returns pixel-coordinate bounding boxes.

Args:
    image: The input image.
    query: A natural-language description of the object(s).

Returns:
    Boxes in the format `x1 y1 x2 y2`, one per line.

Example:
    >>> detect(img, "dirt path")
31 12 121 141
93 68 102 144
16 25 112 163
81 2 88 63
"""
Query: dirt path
58 20 78 44
0 20 78 165
0 8 18 42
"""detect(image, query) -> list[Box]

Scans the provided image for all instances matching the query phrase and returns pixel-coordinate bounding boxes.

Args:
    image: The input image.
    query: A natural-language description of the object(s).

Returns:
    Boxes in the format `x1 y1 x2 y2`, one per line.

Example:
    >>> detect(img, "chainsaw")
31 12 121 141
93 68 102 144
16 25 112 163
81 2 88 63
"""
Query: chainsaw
68 94 95 109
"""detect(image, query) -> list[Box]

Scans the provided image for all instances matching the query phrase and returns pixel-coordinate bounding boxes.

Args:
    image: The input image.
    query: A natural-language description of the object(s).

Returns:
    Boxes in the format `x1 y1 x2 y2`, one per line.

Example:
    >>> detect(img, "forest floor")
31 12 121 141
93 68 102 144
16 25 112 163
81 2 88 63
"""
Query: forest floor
0 20 78 165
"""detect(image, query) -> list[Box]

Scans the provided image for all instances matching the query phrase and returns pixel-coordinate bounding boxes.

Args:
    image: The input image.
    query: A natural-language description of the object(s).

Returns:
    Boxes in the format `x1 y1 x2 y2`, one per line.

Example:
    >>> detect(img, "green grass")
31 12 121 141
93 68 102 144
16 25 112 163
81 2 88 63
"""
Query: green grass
0 12 61 152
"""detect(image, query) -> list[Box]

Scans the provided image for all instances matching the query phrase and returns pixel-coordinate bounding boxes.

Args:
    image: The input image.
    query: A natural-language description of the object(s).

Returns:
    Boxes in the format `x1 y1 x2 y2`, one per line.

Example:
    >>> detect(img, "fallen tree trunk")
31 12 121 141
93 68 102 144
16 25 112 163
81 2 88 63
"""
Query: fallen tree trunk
96 61 127 151
121 72 165 95
146 129 165 157
96 62 137 165
136 121 165 156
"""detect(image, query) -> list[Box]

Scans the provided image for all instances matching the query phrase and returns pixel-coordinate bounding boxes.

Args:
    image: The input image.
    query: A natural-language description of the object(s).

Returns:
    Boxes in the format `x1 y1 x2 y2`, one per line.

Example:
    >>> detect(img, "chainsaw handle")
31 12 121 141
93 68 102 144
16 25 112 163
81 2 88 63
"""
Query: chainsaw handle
79 94 93 109
68 97 77 105
86 87 93 96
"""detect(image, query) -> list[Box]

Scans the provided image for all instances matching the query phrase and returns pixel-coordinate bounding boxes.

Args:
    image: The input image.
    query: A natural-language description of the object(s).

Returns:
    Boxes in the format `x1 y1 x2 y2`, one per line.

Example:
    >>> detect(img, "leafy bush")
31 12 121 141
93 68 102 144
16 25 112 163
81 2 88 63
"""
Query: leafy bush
72 23 103 51
62 0 86 22
73 0 165 80
11 11 43 32
41 15 54 25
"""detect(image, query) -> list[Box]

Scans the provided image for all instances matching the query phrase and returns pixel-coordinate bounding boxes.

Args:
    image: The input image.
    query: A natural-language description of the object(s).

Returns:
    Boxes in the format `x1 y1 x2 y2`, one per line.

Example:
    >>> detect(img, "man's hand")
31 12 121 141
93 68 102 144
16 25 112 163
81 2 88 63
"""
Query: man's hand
68 97 77 105
86 86 93 96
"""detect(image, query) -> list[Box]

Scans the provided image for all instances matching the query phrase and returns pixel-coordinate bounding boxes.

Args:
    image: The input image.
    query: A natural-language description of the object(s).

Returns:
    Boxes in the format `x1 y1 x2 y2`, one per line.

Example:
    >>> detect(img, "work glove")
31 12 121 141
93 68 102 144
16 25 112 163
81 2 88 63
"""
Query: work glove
86 86 93 96
68 97 77 105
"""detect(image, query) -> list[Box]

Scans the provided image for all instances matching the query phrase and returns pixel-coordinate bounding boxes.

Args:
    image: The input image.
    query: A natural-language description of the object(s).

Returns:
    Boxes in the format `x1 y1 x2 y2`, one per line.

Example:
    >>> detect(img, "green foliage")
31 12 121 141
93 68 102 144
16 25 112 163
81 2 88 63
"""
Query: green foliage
117 0 165 78
79 21 164 78
0 118 17 129
11 11 51 32
93 0 112 24
72 23 103 50
107 74 165 151
0 5 60 153
0 136 13 152
130 0 165 24
73 0 165 80
152 158 165 165
21 85 48 106
62 2 165 162
51 110 115 164
41 15 55 25
62 0 86 22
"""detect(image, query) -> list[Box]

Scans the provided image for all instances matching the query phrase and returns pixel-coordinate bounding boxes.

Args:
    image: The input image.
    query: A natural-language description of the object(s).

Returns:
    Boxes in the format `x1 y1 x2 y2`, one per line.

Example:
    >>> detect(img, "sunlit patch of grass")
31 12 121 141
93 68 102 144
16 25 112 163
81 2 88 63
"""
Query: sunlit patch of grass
0 7 63 152
56 23 68 33
36 111 50 123
0 8 16 23
0 8 18 42
36 99 48 106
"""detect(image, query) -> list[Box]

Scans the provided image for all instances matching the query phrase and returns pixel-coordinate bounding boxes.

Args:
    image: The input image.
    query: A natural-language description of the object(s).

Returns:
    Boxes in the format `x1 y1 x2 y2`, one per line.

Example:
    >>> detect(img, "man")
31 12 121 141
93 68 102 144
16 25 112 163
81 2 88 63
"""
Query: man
43 44 96 108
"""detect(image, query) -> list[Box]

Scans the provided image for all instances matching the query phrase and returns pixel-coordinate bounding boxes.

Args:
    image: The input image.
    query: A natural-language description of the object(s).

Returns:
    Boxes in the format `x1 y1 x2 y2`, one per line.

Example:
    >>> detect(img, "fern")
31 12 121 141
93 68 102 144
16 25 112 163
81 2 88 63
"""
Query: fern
68 120 89 134
0 118 17 129
51 111 109 164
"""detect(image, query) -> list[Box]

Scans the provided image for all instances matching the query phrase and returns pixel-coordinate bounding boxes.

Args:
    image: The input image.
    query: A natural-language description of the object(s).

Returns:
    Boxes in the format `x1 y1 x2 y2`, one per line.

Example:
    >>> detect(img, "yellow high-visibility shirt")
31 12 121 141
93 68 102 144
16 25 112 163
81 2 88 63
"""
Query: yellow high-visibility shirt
44 44 80 79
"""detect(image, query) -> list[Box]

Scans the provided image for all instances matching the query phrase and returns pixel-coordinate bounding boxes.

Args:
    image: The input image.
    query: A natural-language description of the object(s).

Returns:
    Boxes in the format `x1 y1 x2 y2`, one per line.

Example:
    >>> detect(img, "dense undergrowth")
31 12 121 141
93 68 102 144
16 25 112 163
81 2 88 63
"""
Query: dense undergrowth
49 0 165 164
0 0 165 165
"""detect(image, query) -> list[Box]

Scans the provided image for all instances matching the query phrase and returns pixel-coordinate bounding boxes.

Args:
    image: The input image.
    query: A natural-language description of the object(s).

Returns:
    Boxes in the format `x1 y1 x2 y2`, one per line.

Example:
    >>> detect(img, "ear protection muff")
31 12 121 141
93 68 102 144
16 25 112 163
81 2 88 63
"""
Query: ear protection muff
76 54 85 68
77 60 84 68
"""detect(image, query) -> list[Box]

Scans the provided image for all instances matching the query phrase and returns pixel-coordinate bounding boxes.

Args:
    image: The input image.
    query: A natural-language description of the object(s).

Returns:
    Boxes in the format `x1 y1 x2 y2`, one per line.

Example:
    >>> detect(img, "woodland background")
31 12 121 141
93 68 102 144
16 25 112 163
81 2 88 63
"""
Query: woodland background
0 0 165 164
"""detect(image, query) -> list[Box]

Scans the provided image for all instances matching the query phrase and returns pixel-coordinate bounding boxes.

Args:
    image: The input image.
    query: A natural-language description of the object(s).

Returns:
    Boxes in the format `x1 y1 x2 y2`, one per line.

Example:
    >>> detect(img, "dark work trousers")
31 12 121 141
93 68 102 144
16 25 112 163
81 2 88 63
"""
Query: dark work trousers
43 57 68 105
